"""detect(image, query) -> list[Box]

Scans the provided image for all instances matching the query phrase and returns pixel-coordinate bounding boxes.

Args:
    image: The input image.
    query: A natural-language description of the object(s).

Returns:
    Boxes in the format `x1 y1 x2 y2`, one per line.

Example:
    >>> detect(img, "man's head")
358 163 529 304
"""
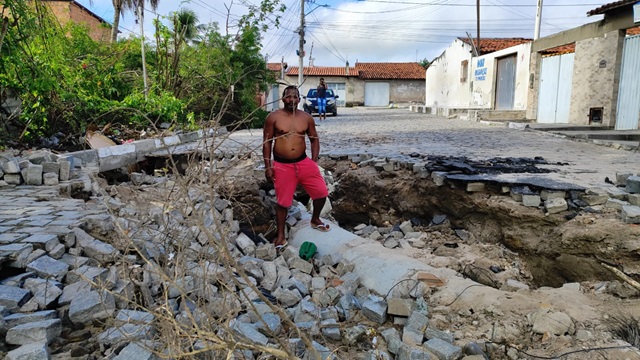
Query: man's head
282 85 300 111
319 78 325 84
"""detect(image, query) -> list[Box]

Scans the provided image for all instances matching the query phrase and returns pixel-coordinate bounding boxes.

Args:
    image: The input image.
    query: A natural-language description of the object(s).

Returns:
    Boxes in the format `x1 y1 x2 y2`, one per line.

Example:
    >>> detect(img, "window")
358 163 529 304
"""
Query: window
460 60 469 82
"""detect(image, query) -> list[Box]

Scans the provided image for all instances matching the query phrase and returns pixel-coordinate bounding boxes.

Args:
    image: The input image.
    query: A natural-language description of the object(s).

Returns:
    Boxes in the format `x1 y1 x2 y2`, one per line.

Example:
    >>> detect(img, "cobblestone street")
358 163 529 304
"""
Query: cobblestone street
229 107 640 189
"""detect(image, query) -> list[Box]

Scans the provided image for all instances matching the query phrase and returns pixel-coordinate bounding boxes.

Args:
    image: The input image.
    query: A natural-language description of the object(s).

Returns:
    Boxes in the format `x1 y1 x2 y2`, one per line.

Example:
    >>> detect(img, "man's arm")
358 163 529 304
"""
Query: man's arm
306 115 320 162
263 114 275 179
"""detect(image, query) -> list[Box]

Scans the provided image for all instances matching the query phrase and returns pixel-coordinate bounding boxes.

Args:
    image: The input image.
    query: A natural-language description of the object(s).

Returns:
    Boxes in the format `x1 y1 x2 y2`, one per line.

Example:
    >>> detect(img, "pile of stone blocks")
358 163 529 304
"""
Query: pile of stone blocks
0 151 72 187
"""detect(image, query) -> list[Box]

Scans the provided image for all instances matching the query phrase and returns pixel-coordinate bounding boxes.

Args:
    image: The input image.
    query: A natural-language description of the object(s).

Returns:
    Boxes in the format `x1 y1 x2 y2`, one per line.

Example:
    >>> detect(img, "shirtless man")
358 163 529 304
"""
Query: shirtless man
263 85 330 249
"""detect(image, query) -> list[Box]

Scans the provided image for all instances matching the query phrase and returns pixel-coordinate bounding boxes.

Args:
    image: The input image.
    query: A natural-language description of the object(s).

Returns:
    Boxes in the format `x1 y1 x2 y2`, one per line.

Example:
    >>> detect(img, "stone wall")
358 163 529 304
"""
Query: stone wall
568 30 624 125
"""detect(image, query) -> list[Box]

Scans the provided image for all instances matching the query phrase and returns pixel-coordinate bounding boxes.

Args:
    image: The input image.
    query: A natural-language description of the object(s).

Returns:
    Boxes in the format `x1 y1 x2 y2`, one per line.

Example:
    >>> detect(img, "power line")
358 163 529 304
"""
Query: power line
355 0 607 6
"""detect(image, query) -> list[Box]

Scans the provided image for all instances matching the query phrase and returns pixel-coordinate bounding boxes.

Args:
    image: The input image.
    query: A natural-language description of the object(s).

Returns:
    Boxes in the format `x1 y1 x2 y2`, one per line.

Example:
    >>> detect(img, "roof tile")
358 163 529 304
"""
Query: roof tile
541 43 576 56
459 37 532 55
354 62 425 80
587 0 636 16
628 26 640 36
285 67 357 77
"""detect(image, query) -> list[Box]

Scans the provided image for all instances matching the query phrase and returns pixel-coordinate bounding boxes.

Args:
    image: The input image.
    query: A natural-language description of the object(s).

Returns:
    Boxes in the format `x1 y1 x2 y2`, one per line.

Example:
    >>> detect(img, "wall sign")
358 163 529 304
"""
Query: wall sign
635 2 640 23
475 58 487 81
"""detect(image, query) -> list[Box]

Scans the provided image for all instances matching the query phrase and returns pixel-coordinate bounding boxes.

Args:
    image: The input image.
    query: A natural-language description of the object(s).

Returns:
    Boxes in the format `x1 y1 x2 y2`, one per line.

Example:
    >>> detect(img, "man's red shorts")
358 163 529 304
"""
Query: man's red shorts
273 156 328 208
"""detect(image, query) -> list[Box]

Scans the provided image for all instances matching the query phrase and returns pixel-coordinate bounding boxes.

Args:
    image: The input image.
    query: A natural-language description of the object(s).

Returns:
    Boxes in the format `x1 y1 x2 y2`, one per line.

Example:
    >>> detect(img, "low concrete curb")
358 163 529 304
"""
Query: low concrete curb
65 130 205 172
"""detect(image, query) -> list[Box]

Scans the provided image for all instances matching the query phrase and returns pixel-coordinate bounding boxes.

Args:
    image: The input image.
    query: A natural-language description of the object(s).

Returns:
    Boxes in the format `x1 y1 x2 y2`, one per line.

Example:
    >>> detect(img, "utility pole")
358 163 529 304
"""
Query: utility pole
138 1 149 100
298 0 305 87
476 0 480 53
534 0 543 40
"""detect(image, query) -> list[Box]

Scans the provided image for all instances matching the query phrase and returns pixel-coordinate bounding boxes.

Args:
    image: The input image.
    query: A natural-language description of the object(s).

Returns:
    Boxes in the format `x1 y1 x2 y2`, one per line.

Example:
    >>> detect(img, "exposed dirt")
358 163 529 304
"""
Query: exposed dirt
324 159 640 289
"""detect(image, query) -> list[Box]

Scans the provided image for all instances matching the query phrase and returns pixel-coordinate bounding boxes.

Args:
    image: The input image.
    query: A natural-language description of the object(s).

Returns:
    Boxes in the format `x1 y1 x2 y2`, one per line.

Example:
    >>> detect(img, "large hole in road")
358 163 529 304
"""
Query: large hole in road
318 156 640 292
125 152 640 295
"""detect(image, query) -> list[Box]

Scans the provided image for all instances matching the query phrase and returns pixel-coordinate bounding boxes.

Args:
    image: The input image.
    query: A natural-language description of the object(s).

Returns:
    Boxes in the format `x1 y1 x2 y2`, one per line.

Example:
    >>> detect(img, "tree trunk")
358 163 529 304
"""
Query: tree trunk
111 2 122 43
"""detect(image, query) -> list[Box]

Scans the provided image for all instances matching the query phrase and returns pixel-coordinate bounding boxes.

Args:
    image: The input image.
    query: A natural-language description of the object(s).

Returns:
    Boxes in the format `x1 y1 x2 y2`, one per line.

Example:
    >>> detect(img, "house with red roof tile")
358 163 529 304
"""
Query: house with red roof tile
424 37 532 118
528 0 640 128
264 62 426 112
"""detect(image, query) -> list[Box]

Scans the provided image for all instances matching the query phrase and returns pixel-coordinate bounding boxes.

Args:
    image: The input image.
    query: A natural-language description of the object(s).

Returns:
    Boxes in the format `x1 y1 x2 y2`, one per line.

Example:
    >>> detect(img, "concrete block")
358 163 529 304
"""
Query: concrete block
6 319 62 345
466 182 485 192
621 205 640 224
66 149 98 167
3 173 21 185
98 144 136 172
425 327 455 343
381 327 402 354
42 162 60 175
161 135 181 146
580 188 609 205
387 298 417 317
606 187 629 201
616 172 633 186
545 198 568 214
423 338 462 360
510 186 532 202
362 296 387 324
179 131 200 143
58 158 71 181
406 311 429 332
431 171 447 186
629 194 640 206
133 139 158 160
604 198 628 211
3 159 20 173
402 327 424 346
43 172 58 185
626 176 640 194
522 194 541 207
540 190 565 201
21 164 43 185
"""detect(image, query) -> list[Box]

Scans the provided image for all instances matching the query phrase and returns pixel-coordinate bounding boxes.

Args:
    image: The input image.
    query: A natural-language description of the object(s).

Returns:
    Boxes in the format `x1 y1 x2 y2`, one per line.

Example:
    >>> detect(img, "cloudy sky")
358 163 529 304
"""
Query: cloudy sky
76 0 611 67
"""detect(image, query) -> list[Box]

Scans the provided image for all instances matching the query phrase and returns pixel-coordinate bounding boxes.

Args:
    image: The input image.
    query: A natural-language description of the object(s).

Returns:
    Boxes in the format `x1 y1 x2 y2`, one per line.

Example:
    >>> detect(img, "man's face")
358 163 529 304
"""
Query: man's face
282 89 299 110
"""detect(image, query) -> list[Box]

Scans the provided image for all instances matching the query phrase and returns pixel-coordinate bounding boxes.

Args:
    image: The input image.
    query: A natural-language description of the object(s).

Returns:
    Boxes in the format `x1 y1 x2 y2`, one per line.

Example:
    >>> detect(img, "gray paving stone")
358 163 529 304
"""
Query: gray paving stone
361 296 387 324
6 318 62 345
21 234 59 251
113 342 157 360
6 342 50 360
230 320 269 345
26 255 69 280
0 271 37 287
423 338 462 360
21 164 43 186
621 205 640 224
0 284 31 310
3 310 58 329
58 280 92 306
23 278 63 309
626 176 640 194
0 233 28 244
68 290 115 324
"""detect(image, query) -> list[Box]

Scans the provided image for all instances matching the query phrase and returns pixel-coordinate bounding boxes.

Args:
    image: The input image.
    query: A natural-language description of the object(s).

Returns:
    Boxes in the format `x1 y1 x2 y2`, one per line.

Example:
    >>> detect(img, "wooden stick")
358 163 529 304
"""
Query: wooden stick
601 262 640 292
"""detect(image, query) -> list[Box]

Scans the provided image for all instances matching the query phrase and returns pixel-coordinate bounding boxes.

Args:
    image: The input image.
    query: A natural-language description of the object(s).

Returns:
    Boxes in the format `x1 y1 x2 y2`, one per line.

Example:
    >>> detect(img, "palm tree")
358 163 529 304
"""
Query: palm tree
172 9 203 45
110 0 134 43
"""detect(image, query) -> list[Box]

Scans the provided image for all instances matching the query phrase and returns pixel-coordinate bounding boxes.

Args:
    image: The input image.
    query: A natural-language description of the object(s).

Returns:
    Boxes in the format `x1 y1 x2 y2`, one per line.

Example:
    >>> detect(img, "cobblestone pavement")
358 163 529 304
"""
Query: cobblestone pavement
1 107 637 249
229 107 640 189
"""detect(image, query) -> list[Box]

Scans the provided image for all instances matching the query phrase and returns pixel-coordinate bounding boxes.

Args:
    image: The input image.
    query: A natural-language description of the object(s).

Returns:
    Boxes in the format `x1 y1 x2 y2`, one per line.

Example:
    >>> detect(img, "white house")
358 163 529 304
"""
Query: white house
425 37 532 119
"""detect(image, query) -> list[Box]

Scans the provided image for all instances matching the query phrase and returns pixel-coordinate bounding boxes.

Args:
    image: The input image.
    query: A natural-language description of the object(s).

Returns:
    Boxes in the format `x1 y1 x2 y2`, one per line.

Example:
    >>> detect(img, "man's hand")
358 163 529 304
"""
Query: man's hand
265 167 274 182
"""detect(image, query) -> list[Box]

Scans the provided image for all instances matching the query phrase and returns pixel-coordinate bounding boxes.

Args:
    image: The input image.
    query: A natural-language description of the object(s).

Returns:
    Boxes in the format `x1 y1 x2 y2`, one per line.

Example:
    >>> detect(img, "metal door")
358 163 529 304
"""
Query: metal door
495 55 516 110
327 82 346 106
537 53 574 123
616 34 640 130
365 82 390 106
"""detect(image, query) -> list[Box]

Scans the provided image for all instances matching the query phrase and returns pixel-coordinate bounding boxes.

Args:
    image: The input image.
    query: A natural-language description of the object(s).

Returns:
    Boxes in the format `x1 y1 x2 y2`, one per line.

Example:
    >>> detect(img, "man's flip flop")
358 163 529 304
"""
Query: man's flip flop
275 241 288 251
311 223 330 232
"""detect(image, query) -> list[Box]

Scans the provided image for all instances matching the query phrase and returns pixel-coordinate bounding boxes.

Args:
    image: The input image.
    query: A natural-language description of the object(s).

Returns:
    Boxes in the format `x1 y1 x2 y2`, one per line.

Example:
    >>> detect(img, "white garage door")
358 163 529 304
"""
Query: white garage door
327 82 346 106
365 82 390 106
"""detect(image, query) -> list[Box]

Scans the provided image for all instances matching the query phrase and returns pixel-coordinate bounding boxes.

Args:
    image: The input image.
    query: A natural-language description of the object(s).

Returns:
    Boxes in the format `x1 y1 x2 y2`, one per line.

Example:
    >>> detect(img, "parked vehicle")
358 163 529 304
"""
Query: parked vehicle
303 88 338 116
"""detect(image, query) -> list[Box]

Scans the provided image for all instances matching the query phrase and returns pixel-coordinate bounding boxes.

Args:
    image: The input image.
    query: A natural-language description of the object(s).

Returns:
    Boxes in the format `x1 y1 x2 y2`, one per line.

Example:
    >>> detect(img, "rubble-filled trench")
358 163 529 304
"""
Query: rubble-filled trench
321 159 640 290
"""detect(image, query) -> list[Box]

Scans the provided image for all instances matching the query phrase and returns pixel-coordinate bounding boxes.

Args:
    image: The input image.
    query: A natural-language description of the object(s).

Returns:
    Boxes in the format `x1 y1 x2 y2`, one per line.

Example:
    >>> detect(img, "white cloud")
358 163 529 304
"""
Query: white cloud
77 0 609 66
